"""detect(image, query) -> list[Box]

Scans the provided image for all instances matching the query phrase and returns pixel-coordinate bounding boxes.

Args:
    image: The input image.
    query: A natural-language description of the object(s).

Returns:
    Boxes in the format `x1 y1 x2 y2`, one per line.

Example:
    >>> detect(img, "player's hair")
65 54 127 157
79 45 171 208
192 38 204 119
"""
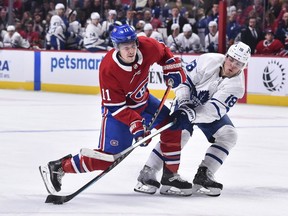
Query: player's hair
110 24 138 49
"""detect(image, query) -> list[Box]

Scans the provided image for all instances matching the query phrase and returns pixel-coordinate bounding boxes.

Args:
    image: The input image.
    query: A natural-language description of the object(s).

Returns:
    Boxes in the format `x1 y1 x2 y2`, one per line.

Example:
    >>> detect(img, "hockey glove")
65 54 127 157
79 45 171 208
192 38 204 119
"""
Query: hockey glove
163 57 186 88
170 103 195 135
129 119 151 146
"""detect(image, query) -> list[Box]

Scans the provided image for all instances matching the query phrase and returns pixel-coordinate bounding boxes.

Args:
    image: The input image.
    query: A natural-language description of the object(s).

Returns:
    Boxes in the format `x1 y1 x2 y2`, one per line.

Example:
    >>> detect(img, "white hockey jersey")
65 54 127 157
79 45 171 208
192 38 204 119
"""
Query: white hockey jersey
204 32 219 52
66 20 82 49
175 53 245 123
171 32 202 53
166 35 177 48
47 15 67 42
137 31 164 42
3 31 30 48
83 23 104 48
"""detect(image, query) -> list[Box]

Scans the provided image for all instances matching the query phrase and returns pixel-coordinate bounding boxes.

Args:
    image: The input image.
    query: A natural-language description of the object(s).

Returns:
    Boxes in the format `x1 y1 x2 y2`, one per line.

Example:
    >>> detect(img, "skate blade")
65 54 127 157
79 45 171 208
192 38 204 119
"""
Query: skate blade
160 185 192 196
192 184 221 197
39 165 56 195
134 182 157 195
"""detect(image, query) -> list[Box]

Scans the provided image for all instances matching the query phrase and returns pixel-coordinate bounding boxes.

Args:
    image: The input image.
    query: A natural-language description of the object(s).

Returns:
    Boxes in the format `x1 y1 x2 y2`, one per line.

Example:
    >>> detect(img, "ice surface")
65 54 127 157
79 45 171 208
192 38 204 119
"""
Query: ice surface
0 89 287 216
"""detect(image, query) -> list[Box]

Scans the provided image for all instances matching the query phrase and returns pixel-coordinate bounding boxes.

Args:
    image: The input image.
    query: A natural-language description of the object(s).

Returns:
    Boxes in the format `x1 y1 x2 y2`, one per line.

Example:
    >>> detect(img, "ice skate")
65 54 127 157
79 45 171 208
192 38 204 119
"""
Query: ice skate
39 154 72 194
134 165 160 195
160 167 192 196
192 166 223 197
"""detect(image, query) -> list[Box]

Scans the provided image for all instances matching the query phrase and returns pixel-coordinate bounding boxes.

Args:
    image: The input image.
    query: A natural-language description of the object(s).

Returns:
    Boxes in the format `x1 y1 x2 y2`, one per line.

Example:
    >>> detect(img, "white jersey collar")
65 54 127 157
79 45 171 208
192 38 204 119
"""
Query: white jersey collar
112 48 143 72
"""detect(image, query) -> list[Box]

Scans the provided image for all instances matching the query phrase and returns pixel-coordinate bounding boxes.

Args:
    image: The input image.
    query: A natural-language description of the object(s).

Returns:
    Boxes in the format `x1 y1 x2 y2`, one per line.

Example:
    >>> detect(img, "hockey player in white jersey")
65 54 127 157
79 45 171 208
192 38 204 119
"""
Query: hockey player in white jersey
46 3 69 50
66 9 83 50
84 12 110 52
2 25 30 49
137 23 164 42
204 21 228 53
170 23 202 53
134 42 251 196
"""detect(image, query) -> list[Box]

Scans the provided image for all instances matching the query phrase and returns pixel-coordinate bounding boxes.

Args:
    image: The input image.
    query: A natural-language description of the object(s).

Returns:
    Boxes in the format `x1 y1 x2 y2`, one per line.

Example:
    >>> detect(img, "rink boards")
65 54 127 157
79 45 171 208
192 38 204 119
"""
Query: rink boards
0 49 287 106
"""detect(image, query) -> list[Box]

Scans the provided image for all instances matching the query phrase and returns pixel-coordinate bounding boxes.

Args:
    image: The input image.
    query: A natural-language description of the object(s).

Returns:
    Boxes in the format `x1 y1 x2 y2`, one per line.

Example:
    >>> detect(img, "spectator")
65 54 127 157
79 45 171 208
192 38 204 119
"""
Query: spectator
0 28 7 47
15 20 27 39
135 20 145 34
121 8 138 27
206 3 219 34
240 16 263 54
170 23 202 53
33 13 44 38
275 12 288 50
166 6 189 36
143 8 162 29
268 0 282 19
2 25 30 49
0 7 8 31
195 7 208 49
226 10 242 47
21 11 32 29
92 0 102 16
241 0 264 25
78 0 94 26
25 20 42 49
255 29 284 55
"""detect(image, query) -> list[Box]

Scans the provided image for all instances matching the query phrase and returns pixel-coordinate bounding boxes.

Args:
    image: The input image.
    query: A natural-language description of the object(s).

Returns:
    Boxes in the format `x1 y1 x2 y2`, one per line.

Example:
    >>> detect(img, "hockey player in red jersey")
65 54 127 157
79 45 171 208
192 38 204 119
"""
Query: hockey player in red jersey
39 24 192 196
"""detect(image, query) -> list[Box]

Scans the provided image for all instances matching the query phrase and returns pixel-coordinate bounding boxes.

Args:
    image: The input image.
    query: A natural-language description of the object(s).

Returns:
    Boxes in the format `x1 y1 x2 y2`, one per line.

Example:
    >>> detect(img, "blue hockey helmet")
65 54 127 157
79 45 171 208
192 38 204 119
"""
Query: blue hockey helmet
110 24 138 48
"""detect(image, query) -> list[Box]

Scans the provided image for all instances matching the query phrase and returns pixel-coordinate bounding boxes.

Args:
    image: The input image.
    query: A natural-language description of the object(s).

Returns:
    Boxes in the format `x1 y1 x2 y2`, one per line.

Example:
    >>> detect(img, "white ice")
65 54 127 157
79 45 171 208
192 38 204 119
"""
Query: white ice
0 89 287 216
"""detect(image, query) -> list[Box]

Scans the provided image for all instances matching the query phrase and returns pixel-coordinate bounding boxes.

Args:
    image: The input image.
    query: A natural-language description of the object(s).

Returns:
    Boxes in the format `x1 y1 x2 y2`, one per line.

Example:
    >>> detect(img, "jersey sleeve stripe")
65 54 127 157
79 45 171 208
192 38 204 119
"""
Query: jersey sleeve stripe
103 101 126 106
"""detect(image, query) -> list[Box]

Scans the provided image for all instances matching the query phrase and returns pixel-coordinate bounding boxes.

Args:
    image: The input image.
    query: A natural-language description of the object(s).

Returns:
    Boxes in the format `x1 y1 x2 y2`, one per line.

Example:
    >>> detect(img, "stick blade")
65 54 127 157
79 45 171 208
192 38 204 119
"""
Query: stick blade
45 194 71 204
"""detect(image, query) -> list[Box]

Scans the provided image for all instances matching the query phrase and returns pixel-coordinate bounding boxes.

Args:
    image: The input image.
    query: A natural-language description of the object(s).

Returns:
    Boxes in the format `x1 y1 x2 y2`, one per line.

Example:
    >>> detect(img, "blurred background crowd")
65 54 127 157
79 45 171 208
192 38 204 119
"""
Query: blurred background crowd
0 0 288 55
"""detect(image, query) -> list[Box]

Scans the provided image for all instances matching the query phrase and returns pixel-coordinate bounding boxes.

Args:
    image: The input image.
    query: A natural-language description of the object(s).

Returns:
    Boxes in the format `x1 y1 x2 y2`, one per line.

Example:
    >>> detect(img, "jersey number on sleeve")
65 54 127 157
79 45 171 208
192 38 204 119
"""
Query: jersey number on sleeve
185 59 197 72
225 94 238 107
102 89 111 101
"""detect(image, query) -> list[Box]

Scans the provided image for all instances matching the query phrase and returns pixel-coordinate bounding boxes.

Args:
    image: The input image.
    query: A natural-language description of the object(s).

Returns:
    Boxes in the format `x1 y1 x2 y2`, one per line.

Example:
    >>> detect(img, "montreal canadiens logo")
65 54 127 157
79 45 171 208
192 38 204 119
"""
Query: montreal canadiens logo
262 60 286 92
110 140 119 146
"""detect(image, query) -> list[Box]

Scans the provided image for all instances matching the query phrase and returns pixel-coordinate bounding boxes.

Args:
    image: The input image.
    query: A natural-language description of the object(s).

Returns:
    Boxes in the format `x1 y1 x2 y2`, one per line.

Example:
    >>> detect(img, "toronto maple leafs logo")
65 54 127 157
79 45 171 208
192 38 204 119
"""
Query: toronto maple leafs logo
190 89 210 107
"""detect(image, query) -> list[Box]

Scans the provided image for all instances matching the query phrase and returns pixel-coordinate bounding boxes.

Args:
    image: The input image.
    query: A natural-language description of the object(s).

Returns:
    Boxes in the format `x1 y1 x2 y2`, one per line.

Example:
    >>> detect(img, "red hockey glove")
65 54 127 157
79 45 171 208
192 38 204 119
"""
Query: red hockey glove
129 119 151 146
163 57 187 88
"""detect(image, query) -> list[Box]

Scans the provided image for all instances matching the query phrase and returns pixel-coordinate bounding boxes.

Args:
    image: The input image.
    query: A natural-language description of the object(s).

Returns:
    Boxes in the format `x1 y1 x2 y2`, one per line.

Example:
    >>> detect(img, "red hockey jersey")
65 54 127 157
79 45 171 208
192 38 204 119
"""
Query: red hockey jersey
255 39 284 55
99 36 174 126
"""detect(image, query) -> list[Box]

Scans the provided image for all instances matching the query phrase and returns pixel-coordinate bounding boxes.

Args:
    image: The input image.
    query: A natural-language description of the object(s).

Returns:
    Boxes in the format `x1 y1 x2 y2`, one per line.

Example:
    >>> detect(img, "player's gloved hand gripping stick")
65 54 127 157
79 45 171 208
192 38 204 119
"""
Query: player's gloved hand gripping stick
45 83 173 204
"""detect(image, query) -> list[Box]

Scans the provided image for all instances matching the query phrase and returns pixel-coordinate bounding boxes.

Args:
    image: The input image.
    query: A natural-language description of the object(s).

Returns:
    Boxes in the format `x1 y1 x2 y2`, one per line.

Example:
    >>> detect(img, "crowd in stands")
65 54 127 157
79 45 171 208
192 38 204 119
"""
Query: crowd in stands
0 0 288 56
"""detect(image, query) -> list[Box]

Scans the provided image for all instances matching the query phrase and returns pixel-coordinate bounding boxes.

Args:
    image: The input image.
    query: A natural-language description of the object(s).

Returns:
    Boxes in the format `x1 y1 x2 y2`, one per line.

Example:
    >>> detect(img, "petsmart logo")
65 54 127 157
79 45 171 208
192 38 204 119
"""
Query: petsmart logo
50 55 103 72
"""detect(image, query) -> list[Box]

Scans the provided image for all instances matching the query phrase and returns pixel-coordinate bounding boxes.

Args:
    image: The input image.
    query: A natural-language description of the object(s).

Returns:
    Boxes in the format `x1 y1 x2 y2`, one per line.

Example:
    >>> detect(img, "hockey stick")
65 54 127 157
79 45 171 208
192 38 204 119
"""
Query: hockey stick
45 122 173 204
45 85 172 204
80 84 172 162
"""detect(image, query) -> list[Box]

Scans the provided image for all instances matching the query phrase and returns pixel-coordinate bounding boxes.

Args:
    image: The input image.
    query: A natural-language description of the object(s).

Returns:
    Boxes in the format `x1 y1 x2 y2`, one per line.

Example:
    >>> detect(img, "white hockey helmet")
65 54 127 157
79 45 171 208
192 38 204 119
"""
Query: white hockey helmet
226 42 251 65
91 12 100 20
7 25 15 32
143 23 153 31
55 3 65 10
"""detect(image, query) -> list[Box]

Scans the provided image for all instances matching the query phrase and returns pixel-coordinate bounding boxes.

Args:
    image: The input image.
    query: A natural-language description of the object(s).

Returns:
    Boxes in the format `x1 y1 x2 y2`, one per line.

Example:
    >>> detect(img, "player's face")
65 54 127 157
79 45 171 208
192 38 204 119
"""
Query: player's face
223 55 244 77
118 41 137 63
56 8 65 16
